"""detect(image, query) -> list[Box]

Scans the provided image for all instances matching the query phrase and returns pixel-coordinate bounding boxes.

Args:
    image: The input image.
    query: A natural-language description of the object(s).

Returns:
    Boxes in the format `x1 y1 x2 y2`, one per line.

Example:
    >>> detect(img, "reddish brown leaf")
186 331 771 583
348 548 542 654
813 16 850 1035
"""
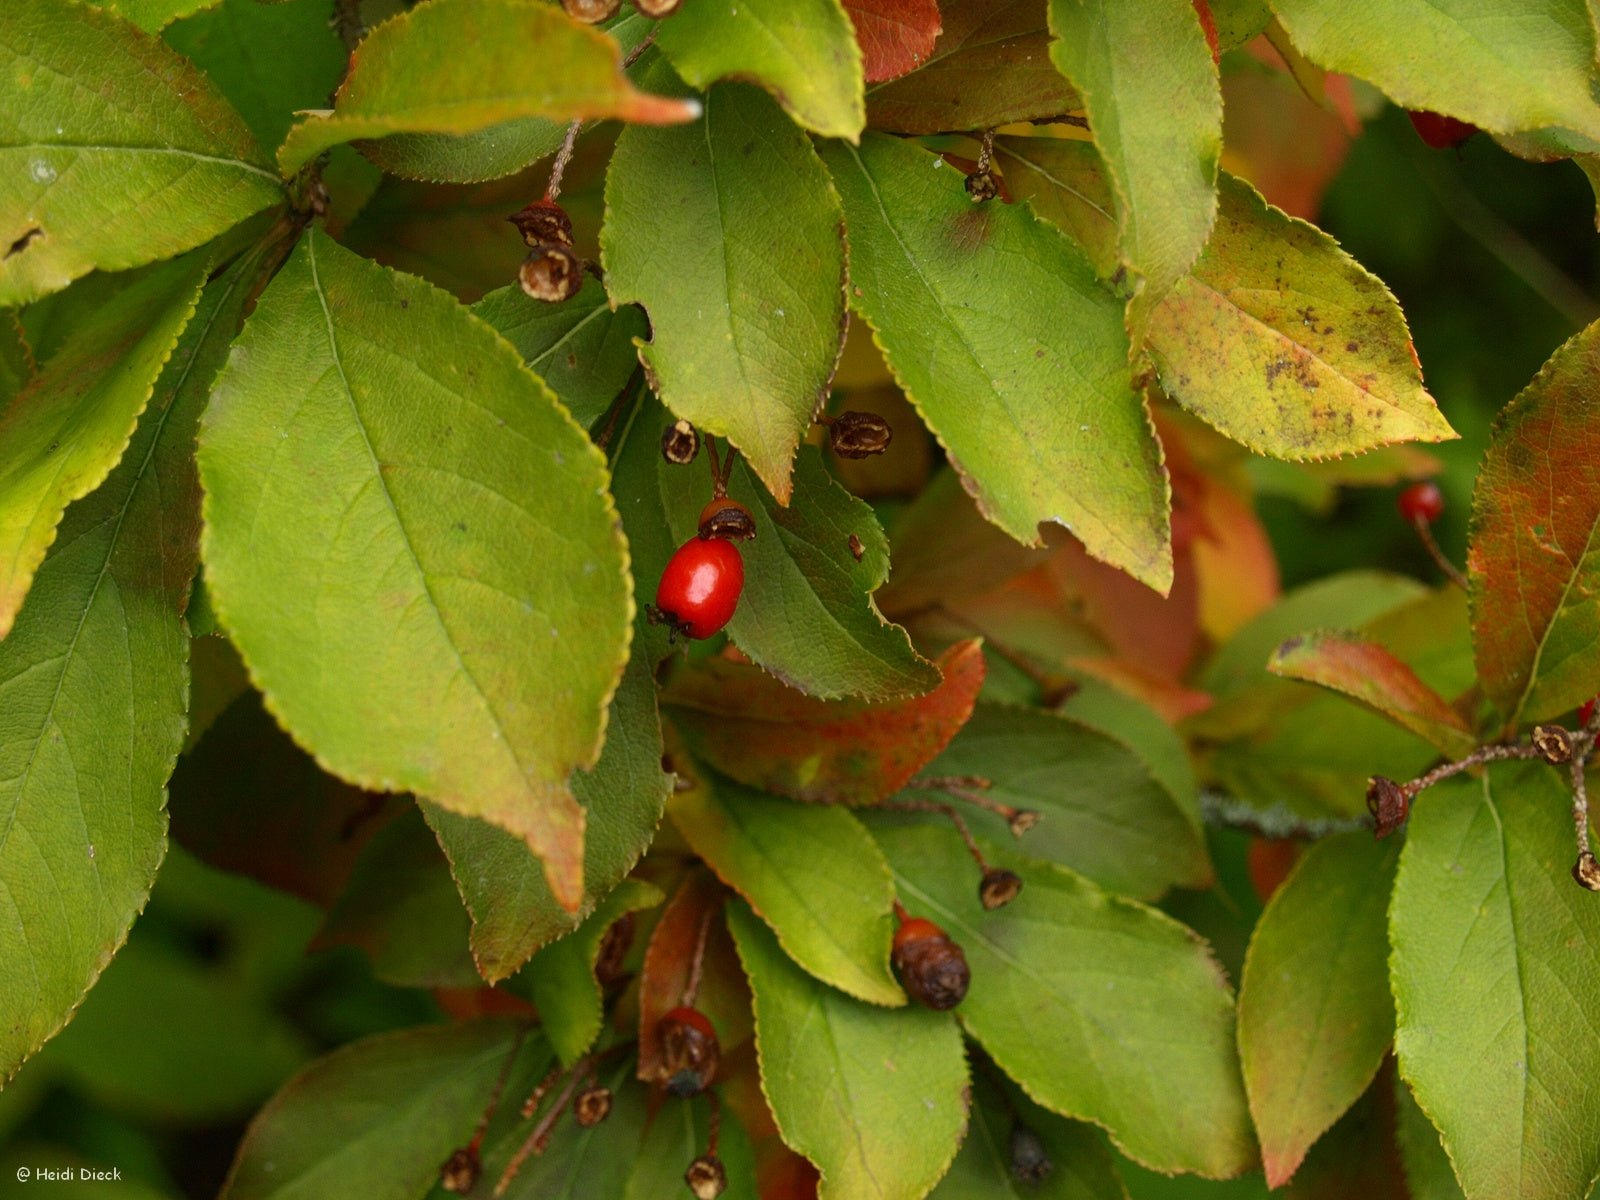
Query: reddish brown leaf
844 0 942 84
865 0 1078 134
636 872 751 1085
1221 42 1353 220
1469 322 1600 724
1269 630 1478 757
664 640 985 806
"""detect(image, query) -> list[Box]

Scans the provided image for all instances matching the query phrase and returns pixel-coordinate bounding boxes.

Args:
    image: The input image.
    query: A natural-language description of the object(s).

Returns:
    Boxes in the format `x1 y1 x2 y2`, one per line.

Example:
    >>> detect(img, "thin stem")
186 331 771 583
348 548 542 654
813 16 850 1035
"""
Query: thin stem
704 1088 723 1157
703 434 725 499
1401 740 1542 798
469 1028 527 1153
975 129 995 176
621 23 660 68
1571 747 1592 863
544 119 583 203
1412 515 1469 590
878 797 991 873
911 774 1039 834
593 367 644 453
682 904 716 1008
518 1062 564 1119
495 1071 584 1196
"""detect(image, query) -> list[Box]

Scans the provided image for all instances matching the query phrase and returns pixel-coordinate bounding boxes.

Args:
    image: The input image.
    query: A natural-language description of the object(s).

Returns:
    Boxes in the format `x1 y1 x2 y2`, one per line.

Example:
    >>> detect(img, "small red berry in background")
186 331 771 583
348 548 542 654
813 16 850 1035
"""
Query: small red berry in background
654 538 744 640
1397 480 1445 525
1407 110 1477 149
1580 697 1598 728
1247 838 1301 905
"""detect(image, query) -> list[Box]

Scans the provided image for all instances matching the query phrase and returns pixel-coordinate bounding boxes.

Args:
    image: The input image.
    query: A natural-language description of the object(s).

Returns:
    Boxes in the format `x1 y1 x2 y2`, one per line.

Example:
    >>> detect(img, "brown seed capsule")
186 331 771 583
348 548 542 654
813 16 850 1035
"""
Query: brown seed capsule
1009 1124 1053 1184
698 496 756 542
519 244 584 303
573 1084 614 1127
508 198 574 248
1007 808 1040 837
979 868 1023 910
658 1006 720 1097
661 419 700 465
564 0 622 22
828 410 894 459
438 1146 481 1194
634 0 684 15
892 917 970 1010
1532 724 1573 765
848 533 864 561
1574 850 1600 892
684 1155 728 1199
1366 775 1410 839
965 171 1000 203
595 912 635 986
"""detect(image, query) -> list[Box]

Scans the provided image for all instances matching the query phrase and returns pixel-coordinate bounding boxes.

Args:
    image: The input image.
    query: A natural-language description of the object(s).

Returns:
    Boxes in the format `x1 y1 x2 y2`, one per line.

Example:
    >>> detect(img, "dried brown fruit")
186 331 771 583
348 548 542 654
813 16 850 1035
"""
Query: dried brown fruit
965 171 1000 203
519 244 584 304
1009 1124 1053 1183
635 0 684 15
509 198 574 247
573 1084 613 1127
658 1006 720 1096
438 1146 481 1194
1532 724 1573 765
698 496 757 542
979 867 1023 910
1574 850 1600 892
827 410 894 459
684 1154 728 1199
563 0 622 23
892 917 970 1010
661 419 700 465
1366 775 1410 839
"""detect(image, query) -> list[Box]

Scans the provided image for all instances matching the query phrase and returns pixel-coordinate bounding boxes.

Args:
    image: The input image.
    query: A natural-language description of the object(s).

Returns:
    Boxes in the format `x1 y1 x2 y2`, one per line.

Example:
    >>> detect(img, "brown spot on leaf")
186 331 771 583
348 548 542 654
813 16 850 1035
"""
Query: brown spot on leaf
5 227 42 259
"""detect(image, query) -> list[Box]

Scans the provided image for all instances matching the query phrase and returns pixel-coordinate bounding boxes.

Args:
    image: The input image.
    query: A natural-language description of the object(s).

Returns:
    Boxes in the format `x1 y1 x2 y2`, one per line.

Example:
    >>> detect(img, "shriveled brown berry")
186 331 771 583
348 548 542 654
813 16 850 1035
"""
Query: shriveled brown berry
828 410 893 459
439 1146 481 1194
564 0 622 22
519 244 584 303
698 496 756 542
1366 775 1410 839
573 1084 614 1127
892 918 970 1010
1007 808 1040 837
684 1155 728 1199
595 912 636 987
979 868 1023 910
662 419 700 465
1575 851 1600 892
965 171 999 203
634 0 683 15
658 1006 720 1097
508 198 574 248
1009 1124 1053 1184
1532 724 1573 765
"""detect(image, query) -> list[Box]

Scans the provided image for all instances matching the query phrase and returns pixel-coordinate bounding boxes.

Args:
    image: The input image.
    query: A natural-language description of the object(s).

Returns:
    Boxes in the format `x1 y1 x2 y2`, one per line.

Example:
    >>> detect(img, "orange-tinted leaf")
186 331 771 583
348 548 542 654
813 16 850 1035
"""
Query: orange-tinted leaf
1469 321 1600 724
665 641 985 806
1191 470 1279 641
1069 656 1214 723
865 0 1078 134
1220 43 1352 220
636 872 750 1084
1269 630 1477 757
844 0 943 84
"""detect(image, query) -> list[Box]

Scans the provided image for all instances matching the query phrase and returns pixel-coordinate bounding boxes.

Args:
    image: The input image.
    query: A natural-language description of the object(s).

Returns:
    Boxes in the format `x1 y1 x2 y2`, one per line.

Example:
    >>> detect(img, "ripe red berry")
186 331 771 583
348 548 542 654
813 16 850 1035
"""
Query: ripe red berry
891 916 970 1010
653 538 744 640
1397 481 1445 525
657 1006 719 1097
1580 697 1598 728
1407 110 1477 149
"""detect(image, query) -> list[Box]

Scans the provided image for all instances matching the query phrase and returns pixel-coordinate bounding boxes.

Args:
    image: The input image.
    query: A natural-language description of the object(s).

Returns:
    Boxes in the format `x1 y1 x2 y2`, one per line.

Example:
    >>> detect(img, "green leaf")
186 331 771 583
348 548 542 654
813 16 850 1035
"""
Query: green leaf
669 771 901 1005
625 1091 758 1200
1147 173 1455 459
1469 320 1600 724
819 133 1170 591
222 1019 544 1200
0 250 258 1083
911 700 1211 899
655 0 865 140
1046 0 1222 341
1055 671 1201 828
0 252 207 634
865 0 1080 135
872 820 1254 1178
276 0 700 177
0 3 280 306
930 1072 1128 1200
198 228 632 910
727 900 970 1200
516 879 663 1065
162 0 346 149
1269 630 1478 758
360 13 658 185
993 135 1118 276
1270 0 1600 148
1394 1075 1468 1200
0 313 29 401
473 279 649 430
87 0 219 33
1391 765 1600 1200
603 82 847 501
660 445 939 700
664 640 986 806
1238 832 1400 1187
312 807 480 990
424 645 671 982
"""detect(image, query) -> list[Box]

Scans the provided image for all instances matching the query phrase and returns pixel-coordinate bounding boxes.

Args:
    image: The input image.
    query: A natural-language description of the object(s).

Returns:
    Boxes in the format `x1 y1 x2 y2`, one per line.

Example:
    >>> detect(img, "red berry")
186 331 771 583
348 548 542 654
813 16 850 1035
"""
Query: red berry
891 915 970 1010
1397 481 1445 525
653 538 744 640
892 917 944 953
1581 697 1597 728
657 1006 719 1097
1407 110 1477 149
660 1005 716 1041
